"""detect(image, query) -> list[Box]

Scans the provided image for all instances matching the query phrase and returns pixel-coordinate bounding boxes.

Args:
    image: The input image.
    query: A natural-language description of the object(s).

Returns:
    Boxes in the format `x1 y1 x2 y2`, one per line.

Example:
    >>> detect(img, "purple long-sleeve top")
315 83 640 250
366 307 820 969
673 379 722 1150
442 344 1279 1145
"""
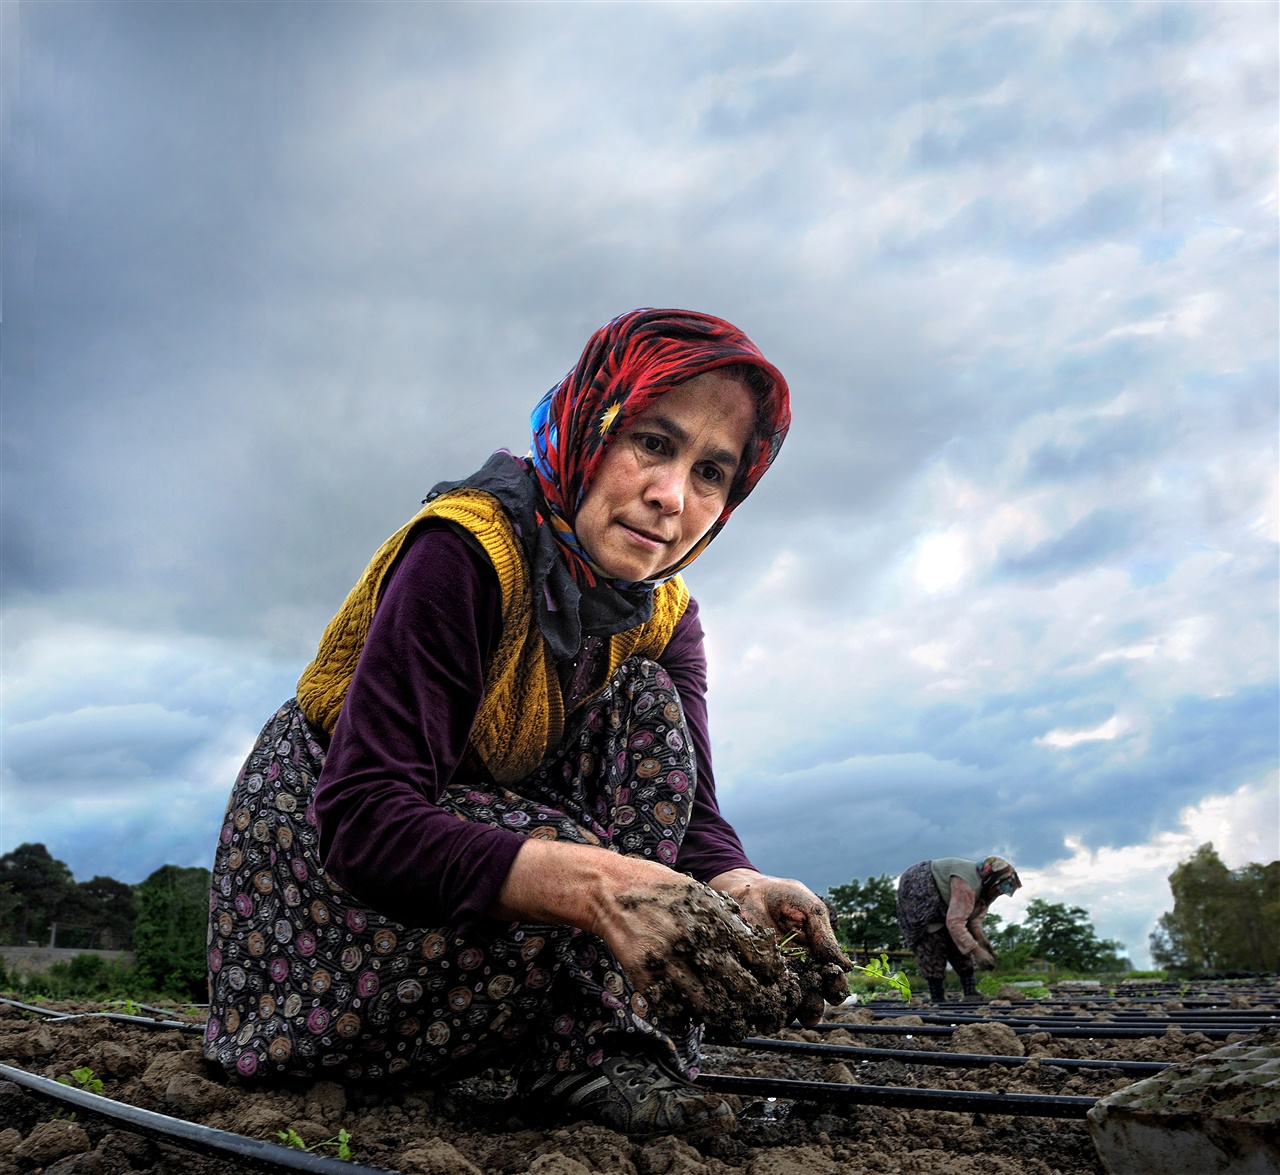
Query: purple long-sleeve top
313 522 755 934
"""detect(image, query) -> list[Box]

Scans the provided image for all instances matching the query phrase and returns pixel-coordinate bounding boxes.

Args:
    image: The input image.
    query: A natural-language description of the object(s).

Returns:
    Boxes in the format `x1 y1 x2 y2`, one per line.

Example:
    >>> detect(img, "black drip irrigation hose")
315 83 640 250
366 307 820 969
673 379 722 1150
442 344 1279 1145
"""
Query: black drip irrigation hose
861 1010 1279 1031
815 1020 1257 1040
0 998 1105 1146
858 989 1280 1007
959 1012 1280 1021
732 1036 1170 1076
864 1006 1278 1021
1008 998 1280 1008
0 996 203 1034
696 1072 1097 1119
0 1062 398 1175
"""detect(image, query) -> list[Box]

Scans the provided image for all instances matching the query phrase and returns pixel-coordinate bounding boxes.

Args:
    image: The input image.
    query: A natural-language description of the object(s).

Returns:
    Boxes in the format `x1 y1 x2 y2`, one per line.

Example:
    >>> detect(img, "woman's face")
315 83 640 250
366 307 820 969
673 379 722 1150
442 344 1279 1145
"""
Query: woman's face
573 372 756 581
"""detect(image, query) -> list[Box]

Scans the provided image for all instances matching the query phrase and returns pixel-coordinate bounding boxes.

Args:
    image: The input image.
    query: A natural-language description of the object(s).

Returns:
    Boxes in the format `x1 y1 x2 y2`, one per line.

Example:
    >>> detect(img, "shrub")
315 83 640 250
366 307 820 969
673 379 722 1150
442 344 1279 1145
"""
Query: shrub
15 953 142 1000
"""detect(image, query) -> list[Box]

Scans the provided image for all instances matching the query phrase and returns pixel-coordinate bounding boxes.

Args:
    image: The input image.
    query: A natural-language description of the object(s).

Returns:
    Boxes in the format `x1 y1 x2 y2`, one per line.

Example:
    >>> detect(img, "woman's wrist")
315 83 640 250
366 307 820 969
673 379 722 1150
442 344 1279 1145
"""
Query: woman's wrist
707 867 765 899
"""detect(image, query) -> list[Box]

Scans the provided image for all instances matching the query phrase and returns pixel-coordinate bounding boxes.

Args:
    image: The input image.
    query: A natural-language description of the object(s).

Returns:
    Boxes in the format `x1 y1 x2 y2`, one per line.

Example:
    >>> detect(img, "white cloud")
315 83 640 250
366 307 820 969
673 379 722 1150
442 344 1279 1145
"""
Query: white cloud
913 532 972 595
0 611 297 880
1036 715 1128 749
998 776 1279 968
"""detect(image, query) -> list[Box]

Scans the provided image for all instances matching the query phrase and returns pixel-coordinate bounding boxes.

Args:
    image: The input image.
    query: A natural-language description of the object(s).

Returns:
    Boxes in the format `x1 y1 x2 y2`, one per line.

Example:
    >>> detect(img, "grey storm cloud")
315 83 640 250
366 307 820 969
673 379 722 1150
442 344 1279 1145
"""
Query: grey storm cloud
727 681 1278 899
999 510 1138 578
1022 413 1167 483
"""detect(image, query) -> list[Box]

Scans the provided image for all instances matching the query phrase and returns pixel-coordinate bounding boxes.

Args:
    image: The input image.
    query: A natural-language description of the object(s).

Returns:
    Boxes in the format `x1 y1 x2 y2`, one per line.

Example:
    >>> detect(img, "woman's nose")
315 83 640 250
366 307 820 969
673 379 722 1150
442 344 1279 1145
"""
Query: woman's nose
645 466 685 513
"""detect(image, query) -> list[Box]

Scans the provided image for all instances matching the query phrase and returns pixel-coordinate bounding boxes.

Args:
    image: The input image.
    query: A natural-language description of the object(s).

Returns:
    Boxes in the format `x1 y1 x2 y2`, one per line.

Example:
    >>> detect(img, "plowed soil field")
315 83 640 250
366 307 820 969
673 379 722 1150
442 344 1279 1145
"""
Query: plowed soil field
0 989 1270 1175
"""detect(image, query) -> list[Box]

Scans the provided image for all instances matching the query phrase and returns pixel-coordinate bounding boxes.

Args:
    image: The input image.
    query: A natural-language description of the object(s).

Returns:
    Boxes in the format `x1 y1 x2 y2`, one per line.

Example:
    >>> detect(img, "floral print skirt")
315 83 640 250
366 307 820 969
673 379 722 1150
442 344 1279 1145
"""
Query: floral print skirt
205 656 702 1084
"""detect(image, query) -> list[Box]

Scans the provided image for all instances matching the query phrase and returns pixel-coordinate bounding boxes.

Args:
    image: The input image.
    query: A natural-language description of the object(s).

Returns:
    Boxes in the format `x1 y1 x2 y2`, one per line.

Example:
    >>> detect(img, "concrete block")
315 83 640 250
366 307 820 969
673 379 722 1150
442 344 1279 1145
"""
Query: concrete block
1088 1034 1280 1174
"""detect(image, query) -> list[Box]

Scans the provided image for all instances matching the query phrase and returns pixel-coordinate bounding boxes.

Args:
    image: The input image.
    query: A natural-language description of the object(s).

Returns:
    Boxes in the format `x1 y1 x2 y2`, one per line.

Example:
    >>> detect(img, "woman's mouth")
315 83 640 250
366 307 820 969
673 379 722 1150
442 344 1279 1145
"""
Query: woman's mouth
618 522 669 550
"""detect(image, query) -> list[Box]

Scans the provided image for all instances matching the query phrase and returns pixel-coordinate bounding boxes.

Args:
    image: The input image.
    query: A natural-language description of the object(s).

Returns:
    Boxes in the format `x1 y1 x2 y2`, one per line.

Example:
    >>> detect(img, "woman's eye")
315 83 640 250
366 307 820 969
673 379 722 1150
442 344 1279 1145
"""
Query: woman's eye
697 463 724 484
638 434 667 454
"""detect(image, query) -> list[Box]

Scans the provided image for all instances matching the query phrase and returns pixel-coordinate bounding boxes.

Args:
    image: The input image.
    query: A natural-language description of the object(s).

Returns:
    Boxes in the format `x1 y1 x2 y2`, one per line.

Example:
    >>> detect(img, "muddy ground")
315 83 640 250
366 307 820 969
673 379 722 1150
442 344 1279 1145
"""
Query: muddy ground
0 994 1260 1175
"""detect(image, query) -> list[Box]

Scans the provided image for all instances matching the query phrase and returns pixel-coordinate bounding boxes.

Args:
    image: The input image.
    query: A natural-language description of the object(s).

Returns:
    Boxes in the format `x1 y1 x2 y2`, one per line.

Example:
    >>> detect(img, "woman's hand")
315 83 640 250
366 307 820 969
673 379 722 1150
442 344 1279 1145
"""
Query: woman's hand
972 945 997 971
709 869 851 968
490 839 780 1014
708 868 853 1020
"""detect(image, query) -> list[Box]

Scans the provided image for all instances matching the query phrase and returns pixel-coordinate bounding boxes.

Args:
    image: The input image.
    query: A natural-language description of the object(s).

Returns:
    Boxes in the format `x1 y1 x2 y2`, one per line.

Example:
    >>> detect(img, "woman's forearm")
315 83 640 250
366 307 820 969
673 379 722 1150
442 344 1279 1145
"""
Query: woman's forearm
944 877 981 953
490 838 679 935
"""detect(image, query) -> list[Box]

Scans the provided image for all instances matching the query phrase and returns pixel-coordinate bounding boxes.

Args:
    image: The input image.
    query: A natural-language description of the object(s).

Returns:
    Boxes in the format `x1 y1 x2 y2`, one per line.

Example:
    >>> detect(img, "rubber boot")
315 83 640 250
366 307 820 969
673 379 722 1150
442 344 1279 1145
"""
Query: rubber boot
927 978 947 1004
960 974 985 1003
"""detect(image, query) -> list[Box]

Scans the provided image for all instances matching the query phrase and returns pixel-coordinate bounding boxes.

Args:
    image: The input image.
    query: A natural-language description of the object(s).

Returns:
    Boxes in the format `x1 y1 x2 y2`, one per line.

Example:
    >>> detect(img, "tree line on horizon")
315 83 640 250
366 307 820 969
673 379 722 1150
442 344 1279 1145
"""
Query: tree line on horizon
2 840 1273 999
0 842 210 999
825 843 1278 976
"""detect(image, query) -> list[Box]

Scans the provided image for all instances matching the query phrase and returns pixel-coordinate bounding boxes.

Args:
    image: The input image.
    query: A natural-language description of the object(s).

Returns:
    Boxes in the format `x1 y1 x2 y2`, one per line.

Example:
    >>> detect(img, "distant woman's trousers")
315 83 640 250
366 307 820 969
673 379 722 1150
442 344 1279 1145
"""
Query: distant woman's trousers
205 657 701 1084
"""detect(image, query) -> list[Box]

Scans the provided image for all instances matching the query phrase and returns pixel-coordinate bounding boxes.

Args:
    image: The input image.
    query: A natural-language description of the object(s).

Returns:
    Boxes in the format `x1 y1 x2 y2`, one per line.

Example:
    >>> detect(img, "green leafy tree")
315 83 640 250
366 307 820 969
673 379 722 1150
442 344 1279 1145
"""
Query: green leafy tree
0 843 74 945
827 874 903 957
986 913 1041 970
1232 861 1280 972
0 883 20 946
1002 899 1124 972
133 865 211 1000
75 876 138 950
1150 844 1280 974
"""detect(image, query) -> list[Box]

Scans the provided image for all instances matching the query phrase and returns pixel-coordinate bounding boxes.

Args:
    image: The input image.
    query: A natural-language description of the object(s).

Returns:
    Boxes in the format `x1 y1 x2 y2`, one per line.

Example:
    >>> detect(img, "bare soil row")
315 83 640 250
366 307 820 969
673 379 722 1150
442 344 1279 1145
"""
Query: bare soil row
0 991 1271 1175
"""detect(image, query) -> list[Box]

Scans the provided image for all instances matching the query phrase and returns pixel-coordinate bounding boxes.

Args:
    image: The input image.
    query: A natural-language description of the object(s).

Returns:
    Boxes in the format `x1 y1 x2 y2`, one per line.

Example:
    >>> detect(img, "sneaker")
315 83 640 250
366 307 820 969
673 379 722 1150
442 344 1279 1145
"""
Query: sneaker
520 1053 736 1135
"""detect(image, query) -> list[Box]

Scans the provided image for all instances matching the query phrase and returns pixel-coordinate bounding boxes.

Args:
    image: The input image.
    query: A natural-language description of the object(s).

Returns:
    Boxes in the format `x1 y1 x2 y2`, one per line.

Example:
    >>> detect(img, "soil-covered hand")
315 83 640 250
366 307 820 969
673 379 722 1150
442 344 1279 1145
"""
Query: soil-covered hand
711 871 852 970
606 878 789 1024
708 869 853 1019
972 946 997 971
490 840 787 1035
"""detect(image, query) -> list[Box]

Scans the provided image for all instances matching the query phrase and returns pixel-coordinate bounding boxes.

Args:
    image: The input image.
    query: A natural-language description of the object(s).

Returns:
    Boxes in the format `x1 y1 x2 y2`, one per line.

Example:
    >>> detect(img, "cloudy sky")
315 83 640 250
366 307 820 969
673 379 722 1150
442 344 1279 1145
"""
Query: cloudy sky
2 1 1276 967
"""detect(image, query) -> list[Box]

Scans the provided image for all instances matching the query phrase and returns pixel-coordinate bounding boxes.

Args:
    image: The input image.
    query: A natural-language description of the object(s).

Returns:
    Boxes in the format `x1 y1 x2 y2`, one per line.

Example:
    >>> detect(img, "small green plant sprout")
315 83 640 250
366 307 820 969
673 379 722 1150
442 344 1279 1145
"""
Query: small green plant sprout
278 1126 355 1161
57 1067 103 1095
857 953 912 1000
777 932 807 959
110 998 143 1017
778 935 912 1000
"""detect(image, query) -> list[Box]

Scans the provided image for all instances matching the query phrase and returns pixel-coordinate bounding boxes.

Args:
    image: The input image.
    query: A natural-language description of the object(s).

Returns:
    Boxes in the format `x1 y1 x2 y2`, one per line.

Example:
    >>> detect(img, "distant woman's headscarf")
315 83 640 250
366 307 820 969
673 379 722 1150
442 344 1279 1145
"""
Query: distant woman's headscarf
530 308 790 589
979 857 1022 898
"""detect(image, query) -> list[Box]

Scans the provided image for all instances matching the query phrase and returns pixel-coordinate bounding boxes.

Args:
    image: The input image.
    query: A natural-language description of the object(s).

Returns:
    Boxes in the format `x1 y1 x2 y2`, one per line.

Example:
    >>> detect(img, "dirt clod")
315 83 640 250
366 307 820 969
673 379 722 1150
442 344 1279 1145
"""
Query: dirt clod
952 1022 1024 1057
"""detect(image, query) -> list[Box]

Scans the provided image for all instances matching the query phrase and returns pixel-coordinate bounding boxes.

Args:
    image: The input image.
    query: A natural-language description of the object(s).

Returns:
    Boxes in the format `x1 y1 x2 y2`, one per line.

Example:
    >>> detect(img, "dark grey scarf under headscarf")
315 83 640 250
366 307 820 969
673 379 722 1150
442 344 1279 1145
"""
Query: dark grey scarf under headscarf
424 451 655 663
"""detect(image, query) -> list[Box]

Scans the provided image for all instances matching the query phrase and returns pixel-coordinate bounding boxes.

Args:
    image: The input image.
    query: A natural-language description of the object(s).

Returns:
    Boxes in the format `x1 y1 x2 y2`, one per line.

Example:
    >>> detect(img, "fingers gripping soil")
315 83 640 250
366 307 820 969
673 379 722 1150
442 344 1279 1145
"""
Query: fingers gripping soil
729 879 852 972
619 881 804 1043
760 884 851 969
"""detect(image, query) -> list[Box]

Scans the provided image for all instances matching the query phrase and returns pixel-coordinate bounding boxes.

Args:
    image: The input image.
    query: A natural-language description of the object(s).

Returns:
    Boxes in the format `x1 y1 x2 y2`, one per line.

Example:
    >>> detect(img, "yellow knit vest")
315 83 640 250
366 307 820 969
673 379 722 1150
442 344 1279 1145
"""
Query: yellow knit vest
296 489 690 783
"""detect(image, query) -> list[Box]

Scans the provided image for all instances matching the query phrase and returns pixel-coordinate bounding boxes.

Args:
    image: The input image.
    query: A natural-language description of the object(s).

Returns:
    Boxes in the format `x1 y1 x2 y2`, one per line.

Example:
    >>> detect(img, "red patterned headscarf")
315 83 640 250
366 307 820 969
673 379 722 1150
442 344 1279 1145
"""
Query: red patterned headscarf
530 308 791 587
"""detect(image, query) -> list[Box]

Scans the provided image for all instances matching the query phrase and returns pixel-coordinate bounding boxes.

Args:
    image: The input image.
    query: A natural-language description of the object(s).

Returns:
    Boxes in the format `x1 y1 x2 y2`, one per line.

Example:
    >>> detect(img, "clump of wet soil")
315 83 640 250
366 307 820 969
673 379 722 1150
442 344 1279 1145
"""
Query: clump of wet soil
3 989 1274 1175
782 954 849 1029
628 883 803 1043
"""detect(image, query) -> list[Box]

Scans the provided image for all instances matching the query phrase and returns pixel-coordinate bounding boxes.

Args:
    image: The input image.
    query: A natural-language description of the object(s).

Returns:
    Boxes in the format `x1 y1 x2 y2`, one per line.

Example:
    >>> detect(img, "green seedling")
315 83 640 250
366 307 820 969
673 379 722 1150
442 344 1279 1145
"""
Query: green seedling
110 998 143 1017
778 932 805 958
57 1067 103 1095
779 935 912 1000
278 1126 355 1161
858 953 913 1000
